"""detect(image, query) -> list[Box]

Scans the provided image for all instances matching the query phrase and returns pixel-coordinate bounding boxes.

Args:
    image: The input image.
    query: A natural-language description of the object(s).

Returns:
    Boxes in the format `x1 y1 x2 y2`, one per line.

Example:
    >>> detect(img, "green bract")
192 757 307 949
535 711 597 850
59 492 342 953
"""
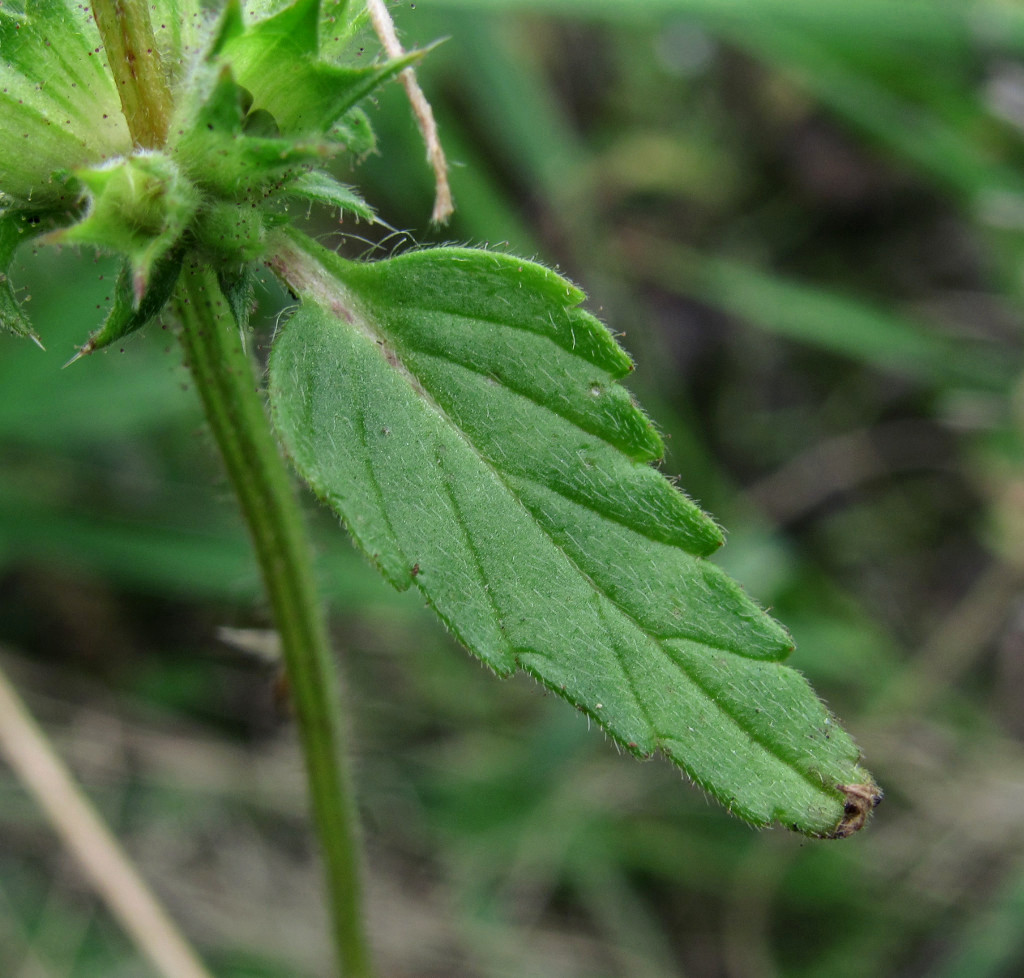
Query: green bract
0 0 880 839
0 2 131 203
0 0 382 350
58 153 198 295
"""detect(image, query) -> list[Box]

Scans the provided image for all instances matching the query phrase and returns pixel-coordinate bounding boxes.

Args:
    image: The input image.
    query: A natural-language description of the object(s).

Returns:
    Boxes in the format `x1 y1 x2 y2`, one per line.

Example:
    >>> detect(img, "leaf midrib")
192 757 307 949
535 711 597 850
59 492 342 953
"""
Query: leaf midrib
331 281 777 665
397 335 649 455
341 294 832 804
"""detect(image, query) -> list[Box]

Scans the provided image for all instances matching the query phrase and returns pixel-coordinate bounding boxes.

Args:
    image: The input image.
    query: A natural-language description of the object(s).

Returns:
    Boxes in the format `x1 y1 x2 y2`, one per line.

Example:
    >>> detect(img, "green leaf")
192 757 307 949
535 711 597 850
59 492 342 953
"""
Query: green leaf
173 67 337 199
219 0 423 136
207 0 246 58
267 233 879 837
70 248 184 361
0 210 49 344
148 0 206 81
330 107 377 158
0 2 130 203
217 264 258 333
318 0 367 64
55 153 198 298
277 171 377 222
427 0 1024 47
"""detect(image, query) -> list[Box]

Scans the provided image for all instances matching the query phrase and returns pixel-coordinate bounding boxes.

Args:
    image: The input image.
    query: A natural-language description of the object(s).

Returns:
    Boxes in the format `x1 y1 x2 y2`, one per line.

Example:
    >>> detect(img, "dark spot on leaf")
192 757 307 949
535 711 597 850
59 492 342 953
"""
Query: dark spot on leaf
825 783 883 839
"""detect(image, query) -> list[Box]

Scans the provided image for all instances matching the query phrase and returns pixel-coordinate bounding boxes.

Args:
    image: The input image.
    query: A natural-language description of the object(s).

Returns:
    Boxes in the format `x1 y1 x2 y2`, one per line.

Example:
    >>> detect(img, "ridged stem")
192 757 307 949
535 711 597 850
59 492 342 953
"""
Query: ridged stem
174 259 373 978
90 0 173 147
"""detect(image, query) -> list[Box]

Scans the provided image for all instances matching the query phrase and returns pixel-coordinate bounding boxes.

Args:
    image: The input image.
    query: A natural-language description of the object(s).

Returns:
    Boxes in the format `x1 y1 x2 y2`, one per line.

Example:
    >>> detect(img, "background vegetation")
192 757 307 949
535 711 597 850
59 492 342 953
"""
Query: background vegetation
3 1 1024 975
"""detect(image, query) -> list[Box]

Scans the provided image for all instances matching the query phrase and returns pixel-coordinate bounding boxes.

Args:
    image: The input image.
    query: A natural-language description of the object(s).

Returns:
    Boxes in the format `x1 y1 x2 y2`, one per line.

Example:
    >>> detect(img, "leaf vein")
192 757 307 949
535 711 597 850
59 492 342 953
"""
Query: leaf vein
656 641 827 794
436 461 515 666
596 601 660 741
396 342 652 460
391 304 623 375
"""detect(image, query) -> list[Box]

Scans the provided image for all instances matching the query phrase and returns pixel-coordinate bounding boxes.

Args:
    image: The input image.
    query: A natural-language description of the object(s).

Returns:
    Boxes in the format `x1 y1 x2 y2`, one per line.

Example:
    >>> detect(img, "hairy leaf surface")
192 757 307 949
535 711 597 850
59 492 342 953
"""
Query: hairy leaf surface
218 0 420 136
268 234 878 836
0 2 130 202
0 211 45 342
74 250 184 359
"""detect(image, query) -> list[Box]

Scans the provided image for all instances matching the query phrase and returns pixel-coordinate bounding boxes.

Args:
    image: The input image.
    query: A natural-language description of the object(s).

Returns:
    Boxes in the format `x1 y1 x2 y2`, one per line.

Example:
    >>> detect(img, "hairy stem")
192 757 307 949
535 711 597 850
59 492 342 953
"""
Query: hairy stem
174 260 373 978
90 0 173 147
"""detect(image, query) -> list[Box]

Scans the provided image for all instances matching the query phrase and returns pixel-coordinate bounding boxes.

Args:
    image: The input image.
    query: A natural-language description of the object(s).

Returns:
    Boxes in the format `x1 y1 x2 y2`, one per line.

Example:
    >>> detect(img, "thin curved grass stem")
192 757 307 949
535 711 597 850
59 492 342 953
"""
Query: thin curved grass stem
366 0 453 224
0 657 214 978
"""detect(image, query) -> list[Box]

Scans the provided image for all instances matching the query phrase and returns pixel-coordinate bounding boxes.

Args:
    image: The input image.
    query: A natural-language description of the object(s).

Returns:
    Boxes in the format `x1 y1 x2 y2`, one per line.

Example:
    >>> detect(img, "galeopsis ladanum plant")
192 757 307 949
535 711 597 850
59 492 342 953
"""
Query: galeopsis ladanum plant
0 0 880 842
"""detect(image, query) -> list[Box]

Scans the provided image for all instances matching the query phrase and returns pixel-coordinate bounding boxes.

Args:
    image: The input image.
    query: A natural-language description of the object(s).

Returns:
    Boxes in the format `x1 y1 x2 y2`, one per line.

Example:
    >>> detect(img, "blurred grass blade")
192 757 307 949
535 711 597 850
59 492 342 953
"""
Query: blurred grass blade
933 861 1024 978
717 20 1024 208
626 234 1013 390
428 0 1024 51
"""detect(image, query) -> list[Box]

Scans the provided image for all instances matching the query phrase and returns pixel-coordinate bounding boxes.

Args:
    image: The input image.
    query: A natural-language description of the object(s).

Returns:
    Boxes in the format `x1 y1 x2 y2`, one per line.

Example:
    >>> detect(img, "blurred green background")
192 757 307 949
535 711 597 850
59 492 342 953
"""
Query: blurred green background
4 1 1024 975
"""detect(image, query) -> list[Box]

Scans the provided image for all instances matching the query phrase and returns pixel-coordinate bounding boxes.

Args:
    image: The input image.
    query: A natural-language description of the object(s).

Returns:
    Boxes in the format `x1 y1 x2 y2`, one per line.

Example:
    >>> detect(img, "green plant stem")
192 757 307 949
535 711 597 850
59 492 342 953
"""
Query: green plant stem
90 0 173 147
174 259 373 978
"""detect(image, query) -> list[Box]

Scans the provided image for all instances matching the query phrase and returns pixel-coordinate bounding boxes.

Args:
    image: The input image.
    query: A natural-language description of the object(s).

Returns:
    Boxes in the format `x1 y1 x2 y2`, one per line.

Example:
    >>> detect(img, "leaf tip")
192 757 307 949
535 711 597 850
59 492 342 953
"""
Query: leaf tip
62 343 92 368
823 782 883 839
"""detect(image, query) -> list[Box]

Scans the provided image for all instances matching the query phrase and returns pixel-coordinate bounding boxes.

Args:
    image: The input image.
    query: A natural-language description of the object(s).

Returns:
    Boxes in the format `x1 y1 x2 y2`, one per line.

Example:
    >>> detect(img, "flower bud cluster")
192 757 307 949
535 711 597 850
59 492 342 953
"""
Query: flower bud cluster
0 0 406 351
